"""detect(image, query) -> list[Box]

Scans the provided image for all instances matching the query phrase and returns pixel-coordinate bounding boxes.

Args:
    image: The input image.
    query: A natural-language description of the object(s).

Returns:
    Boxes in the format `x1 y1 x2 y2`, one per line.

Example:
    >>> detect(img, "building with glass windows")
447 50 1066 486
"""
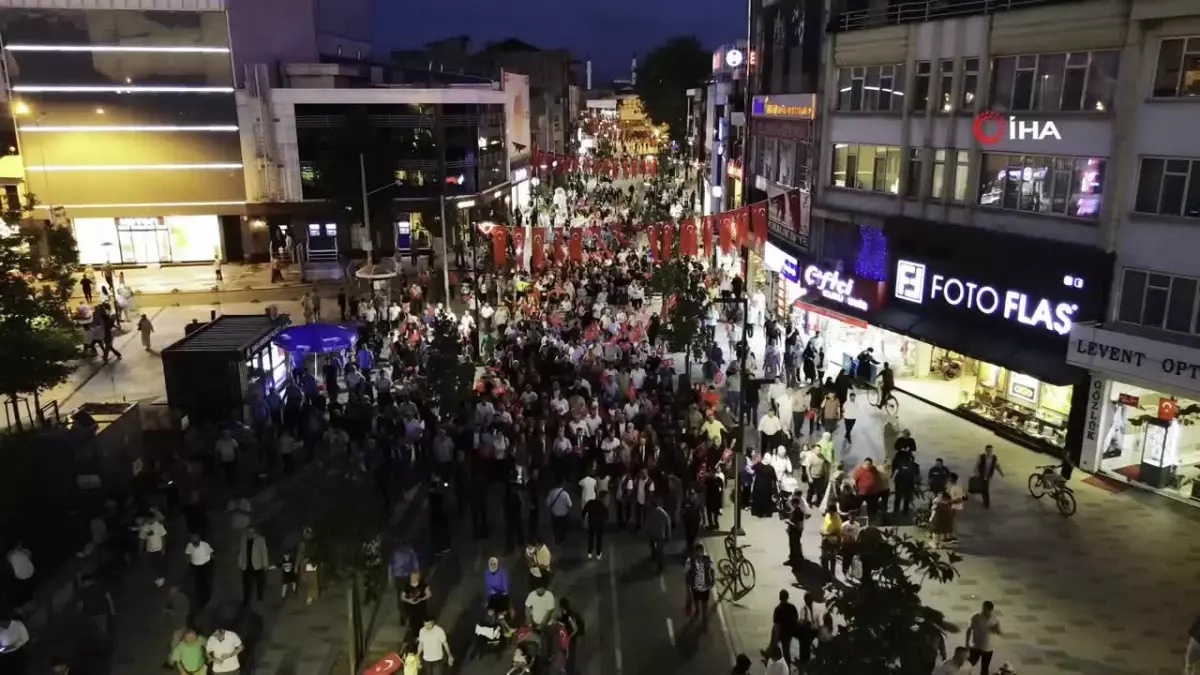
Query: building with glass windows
0 0 373 265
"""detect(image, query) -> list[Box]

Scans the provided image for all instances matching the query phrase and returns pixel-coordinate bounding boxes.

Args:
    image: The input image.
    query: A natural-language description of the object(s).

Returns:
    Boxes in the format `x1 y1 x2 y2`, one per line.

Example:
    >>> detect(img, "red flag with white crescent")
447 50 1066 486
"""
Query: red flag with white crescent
511 227 526 269
701 216 714 257
719 213 734 253
787 189 808 237
750 202 768 251
532 228 546 270
661 222 675 259
681 219 698 257
568 228 583 262
647 224 660 261
492 226 508 267
733 207 750 248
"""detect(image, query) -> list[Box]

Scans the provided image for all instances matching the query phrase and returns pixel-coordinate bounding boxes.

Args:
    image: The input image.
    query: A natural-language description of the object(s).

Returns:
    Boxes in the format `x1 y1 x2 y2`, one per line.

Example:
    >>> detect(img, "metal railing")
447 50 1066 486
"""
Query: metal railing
833 0 1074 32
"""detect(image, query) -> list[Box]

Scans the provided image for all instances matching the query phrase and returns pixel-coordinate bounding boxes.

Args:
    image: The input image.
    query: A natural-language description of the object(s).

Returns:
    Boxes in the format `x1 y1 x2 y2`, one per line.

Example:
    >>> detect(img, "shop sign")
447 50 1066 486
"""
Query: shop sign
973 111 1062 145
800 264 868 312
894 259 1079 335
1084 378 1105 442
751 94 817 121
1066 325 1200 398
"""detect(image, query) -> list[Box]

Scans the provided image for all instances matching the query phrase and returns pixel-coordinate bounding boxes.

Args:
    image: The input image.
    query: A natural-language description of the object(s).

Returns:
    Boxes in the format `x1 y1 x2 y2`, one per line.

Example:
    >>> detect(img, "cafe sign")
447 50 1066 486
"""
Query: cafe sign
752 94 817 121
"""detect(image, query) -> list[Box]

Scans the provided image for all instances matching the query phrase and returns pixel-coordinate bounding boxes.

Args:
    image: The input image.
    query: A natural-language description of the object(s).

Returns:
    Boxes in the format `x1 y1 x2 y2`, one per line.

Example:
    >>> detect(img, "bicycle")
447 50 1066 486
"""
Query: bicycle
1027 465 1077 516
865 387 900 416
719 533 756 597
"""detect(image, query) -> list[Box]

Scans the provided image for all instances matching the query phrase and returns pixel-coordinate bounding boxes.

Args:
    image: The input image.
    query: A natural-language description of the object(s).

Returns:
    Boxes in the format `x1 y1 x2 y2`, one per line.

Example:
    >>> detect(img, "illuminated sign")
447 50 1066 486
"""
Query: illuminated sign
727 162 743 180
802 264 868 311
894 259 1079 335
725 49 744 68
973 110 1062 145
751 94 817 120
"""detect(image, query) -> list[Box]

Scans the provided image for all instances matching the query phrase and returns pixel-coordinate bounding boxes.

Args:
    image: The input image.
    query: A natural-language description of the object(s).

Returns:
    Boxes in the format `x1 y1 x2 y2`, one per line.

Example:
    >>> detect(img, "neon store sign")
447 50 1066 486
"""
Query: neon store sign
783 261 869 312
894 259 1080 335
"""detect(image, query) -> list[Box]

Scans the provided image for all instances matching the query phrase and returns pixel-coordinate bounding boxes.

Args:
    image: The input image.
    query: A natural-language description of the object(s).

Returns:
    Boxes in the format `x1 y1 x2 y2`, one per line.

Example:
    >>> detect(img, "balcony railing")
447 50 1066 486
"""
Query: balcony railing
833 0 1077 32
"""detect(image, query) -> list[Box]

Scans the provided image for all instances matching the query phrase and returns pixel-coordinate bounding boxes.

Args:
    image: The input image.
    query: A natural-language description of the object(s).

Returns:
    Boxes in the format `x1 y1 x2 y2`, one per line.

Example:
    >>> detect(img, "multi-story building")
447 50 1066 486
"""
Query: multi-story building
0 0 372 266
704 43 753 217
237 61 525 261
764 0 1161 476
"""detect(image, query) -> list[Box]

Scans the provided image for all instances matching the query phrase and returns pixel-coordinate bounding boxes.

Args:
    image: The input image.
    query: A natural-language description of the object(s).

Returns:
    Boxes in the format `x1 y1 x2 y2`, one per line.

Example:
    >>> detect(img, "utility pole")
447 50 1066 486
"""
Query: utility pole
359 153 373 262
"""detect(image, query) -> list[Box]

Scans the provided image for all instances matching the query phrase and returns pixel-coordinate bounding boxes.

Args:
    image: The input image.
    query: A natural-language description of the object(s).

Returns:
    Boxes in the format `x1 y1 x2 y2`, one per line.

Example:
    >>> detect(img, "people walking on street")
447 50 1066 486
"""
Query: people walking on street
169 627 207 675
416 616 454 675
215 429 238 487
583 489 608 560
205 626 243 675
237 526 269 605
546 480 573 545
400 571 432 634
525 539 552 589
645 497 671 574
842 392 859 443
185 533 215 610
559 597 584 675
524 586 557 648
137 313 155 351
684 543 715 628
966 600 1003 675
138 510 168 586
484 557 512 622
164 585 191 663
974 445 1004 509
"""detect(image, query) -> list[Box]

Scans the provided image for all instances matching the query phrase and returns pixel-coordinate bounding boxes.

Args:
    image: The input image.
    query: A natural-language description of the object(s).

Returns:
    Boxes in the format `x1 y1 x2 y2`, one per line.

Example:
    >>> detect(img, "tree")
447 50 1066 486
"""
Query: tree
809 529 961 674
305 460 387 596
420 313 475 417
0 196 82 430
312 110 405 257
635 36 711 143
647 257 713 380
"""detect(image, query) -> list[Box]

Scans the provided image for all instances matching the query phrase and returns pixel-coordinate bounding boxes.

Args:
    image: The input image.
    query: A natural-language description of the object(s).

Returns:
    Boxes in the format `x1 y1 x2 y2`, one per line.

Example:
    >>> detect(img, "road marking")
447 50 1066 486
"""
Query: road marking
658 575 666 593
665 617 676 646
607 551 624 675
716 596 737 666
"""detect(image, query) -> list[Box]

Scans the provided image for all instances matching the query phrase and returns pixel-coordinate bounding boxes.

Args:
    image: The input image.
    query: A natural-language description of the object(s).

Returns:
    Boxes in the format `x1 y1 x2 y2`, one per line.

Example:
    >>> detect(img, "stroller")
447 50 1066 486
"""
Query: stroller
775 474 802 520
507 624 566 675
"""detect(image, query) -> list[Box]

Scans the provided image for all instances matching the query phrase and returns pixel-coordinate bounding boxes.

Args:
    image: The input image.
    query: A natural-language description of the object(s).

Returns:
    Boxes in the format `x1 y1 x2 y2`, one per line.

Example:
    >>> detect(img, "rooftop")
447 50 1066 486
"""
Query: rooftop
161 314 286 356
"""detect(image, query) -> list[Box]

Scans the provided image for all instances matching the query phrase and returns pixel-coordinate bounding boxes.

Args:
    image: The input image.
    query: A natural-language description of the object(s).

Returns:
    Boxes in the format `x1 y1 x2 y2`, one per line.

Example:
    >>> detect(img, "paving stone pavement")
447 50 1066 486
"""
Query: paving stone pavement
714 387 1200 675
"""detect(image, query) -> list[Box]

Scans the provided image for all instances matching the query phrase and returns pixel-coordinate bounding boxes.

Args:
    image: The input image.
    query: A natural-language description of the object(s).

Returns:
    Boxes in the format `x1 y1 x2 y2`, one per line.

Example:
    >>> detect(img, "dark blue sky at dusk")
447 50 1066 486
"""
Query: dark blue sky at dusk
376 0 745 81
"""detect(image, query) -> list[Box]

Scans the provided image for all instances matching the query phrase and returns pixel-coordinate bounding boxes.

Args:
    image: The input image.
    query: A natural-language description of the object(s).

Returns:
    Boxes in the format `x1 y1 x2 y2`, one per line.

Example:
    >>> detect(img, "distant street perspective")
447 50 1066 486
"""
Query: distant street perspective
3 2 1200 675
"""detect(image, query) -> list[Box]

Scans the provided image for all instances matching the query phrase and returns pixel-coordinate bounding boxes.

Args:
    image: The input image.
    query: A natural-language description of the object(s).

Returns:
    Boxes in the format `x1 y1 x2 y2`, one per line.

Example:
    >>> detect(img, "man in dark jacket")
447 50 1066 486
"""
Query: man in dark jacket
583 490 608 559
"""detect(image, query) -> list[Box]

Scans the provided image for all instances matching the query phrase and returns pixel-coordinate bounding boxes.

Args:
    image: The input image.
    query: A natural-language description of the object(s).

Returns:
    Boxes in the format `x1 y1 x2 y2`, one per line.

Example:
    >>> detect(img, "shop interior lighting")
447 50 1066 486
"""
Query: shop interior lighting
19 125 239 133
33 200 245 210
6 45 230 53
12 85 234 93
27 163 243 172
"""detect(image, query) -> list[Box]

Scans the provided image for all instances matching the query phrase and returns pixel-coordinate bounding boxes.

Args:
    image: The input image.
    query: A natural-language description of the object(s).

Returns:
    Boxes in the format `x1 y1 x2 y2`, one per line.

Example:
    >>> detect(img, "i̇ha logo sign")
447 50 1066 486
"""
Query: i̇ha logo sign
972 111 1062 146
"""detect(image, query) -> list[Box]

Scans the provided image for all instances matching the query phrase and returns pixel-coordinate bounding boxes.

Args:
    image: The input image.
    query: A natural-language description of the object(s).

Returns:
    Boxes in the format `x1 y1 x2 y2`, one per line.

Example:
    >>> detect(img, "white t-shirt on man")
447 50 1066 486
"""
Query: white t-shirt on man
418 624 449 662
206 631 243 673
579 476 598 505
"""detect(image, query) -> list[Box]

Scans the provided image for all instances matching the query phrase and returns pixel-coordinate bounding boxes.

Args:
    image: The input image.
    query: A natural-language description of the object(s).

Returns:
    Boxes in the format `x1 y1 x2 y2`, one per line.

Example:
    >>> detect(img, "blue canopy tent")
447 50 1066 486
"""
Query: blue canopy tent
274 323 358 371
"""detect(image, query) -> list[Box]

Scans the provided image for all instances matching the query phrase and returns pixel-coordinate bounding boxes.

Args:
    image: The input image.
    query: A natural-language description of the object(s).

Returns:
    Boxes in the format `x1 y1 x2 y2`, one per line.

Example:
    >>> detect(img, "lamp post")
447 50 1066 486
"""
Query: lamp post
713 294 750 537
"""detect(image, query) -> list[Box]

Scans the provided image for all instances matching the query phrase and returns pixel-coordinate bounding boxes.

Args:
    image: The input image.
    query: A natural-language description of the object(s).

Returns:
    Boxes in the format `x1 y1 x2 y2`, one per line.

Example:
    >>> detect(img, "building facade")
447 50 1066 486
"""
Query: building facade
758 0 1158 470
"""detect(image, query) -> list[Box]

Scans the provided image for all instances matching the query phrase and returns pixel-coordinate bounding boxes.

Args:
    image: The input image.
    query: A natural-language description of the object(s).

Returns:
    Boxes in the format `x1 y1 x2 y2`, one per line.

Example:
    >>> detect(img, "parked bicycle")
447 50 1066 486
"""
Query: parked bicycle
719 533 756 598
865 387 900 416
1027 465 1077 516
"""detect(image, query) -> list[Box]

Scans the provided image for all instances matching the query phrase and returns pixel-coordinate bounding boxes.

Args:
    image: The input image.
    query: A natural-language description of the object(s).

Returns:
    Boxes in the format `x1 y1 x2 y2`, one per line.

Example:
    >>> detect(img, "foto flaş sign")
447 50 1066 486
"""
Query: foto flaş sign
1067 325 1200 397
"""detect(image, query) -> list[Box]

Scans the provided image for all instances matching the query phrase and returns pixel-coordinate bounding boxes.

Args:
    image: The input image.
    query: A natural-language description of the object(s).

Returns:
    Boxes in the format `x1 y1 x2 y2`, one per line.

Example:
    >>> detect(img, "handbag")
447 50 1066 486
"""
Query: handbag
968 475 983 494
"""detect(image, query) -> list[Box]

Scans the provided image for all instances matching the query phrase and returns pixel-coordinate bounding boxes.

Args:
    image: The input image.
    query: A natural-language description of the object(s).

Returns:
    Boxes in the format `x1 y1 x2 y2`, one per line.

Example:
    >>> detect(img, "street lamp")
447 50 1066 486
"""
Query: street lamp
713 293 751 538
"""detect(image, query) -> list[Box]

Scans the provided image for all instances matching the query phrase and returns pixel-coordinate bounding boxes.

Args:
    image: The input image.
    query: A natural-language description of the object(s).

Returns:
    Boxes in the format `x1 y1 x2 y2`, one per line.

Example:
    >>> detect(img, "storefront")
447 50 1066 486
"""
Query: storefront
767 217 1111 459
74 215 224 265
1066 325 1200 505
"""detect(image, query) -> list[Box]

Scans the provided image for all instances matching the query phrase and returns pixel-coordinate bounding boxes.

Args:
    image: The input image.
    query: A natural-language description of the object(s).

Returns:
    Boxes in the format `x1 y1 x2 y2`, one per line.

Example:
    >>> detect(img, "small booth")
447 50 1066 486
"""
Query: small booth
274 323 358 365
161 313 290 424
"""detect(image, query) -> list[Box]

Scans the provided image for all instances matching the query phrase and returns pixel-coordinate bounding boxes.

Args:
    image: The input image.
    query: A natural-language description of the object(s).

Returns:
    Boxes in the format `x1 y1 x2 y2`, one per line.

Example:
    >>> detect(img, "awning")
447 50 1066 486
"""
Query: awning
871 307 1081 386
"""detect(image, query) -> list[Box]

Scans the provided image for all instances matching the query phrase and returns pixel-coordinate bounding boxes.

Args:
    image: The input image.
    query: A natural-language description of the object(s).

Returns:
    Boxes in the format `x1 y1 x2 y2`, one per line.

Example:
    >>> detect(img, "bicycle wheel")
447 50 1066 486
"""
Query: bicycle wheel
1027 473 1046 498
884 395 899 417
736 558 756 593
1054 490 1077 517
717 558 736 583
867 388 881 406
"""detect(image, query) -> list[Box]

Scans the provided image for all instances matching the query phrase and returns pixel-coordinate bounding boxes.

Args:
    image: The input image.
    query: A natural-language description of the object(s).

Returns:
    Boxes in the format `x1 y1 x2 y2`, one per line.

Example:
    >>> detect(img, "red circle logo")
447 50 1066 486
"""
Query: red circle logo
973 111 1006 146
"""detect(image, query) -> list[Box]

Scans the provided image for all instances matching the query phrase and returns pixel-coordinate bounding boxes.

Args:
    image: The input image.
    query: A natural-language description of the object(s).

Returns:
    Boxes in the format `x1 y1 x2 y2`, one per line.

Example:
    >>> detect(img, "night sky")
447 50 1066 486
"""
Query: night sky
378 0 745 81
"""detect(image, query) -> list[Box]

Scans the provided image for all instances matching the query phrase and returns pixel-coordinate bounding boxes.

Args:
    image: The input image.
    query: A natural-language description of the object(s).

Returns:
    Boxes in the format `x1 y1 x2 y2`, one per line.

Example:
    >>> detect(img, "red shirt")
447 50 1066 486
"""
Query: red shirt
853 465 881 496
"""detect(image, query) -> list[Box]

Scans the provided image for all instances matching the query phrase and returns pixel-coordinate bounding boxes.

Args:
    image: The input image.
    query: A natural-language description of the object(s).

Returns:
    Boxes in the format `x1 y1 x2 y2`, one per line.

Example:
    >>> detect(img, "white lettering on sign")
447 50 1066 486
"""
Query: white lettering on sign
1085 378 1104 442
893 259 1082 335
801 264 868 312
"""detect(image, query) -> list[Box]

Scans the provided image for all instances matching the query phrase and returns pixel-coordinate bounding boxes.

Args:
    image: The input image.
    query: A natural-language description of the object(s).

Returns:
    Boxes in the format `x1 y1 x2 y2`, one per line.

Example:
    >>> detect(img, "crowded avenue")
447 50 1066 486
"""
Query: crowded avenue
1 155 1195 675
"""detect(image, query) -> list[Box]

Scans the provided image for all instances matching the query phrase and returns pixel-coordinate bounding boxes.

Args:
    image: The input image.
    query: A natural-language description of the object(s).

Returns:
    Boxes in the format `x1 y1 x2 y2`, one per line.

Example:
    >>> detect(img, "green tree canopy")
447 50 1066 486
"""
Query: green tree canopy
810 529 961 674
647 257 713 371
0 198 82 429
635 36 711 143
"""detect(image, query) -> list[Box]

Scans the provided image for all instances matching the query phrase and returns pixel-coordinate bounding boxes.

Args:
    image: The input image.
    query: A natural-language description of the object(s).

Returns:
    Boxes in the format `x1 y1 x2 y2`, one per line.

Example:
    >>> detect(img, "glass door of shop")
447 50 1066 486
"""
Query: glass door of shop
116 218 172 264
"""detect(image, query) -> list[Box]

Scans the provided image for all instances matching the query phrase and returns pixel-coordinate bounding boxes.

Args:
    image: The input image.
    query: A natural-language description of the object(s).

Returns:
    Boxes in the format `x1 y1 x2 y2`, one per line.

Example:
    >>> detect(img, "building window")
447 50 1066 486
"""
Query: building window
905 148 922 198
991 50 1119 112
1118 268 1200 335
836 64 905 111
937 59 955 112
961 58 979 109
1152 37 1200 98
1135 158 1200 218
952 150 971 202
977 153 1106 219
913 61 931 113
931 150 947 200
830 143 900 194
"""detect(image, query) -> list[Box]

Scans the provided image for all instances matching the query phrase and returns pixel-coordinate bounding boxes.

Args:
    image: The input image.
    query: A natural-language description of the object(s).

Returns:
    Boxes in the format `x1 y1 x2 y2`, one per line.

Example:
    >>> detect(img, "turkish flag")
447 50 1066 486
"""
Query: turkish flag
365 652 403 675
511 227 526 269
680 219 698 257
554 228 567 263
749 201 768 250
719 212 734 253
701 216 714 257
532 228 546 270
733 207 750 248
492 227 508 267
787 189 808 236
661 222 675 259
647 224 660 261
568 228 583 262
769 193 788 227
1159 398 1179 421
648 160 657 178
